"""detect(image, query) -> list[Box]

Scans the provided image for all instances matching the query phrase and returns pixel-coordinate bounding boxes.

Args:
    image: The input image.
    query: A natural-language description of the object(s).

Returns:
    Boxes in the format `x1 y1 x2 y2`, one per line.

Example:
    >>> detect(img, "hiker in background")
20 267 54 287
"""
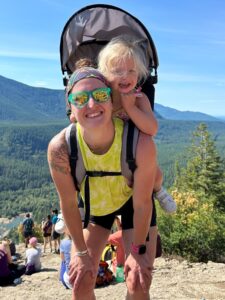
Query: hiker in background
107 216 125 268
59 224 72 289
0 240 25 286
48 67 158 300
41 215 53 253
51 209 60 253
25 237 42 275
22 213 34 248
98 35 177 213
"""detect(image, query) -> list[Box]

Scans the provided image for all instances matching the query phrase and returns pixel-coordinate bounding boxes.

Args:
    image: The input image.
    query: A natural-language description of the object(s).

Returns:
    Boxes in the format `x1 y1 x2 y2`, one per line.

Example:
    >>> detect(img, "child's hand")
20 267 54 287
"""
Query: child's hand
120 92 136 112
120 89 141 112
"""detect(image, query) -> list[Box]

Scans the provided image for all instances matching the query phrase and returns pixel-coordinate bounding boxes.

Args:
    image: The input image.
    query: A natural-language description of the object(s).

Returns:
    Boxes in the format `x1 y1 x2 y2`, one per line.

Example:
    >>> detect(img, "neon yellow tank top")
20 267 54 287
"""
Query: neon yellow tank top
77 118 133 216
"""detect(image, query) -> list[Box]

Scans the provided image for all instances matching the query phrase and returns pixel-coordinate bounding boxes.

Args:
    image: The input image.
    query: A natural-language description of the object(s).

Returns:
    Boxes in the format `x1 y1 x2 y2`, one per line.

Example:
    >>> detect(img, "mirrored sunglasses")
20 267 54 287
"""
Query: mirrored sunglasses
68 87 111 109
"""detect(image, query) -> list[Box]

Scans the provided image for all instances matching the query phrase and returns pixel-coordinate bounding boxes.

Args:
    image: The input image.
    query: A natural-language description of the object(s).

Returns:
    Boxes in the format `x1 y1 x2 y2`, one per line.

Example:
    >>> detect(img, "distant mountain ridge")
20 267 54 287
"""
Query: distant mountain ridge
0 75 220 122
155 103 219 122
0 75 66 122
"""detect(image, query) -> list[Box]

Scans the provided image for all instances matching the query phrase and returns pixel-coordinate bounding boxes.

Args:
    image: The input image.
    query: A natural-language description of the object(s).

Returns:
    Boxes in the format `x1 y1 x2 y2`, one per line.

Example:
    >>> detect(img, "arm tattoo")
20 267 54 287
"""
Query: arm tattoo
49 141 70 175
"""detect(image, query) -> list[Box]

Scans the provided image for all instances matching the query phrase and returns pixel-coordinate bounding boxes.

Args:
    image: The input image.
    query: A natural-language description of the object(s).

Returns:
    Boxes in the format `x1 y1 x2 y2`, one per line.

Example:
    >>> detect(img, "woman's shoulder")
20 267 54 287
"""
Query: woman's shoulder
48 128 69 159
49 128 67 148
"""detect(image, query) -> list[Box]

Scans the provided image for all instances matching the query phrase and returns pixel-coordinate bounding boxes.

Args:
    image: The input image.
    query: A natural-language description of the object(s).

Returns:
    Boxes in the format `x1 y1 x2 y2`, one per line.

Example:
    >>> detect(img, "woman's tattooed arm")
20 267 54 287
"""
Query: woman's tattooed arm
47 131 71 175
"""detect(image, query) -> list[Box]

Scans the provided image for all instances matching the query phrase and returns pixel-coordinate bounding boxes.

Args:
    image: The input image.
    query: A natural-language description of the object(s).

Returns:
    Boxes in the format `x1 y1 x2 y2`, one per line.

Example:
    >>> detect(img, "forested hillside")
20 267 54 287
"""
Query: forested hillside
0 122 67 220
1 119 225 222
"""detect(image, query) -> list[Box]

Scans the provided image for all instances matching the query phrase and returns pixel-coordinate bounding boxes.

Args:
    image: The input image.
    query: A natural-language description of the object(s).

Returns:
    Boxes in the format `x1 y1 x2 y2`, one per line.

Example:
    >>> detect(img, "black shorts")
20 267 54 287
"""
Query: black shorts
79 196 156 230
23 231 32 238
52 230 60 240
43 232 51 238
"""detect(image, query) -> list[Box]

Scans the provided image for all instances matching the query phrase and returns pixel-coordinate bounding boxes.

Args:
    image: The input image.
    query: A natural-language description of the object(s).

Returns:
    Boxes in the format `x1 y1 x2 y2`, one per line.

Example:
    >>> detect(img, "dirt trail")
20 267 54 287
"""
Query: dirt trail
0 244 224 300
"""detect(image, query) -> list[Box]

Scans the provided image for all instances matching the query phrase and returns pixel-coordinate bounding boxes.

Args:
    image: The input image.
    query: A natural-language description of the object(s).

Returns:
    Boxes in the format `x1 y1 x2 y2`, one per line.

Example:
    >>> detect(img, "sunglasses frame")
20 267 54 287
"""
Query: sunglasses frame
68 87 111 109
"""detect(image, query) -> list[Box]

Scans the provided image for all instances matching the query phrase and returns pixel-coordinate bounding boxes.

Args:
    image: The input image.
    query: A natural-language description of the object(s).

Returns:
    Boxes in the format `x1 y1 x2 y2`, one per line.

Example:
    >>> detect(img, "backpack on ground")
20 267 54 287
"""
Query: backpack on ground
96 260 114 287
59 4 159 116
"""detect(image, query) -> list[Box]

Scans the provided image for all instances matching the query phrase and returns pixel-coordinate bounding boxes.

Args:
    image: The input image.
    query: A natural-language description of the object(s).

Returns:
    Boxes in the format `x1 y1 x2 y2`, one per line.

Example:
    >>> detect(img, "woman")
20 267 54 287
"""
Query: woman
42 215 53 253
59 224 72 289
48 67 157 300
0 241 25 285
25 237 41 275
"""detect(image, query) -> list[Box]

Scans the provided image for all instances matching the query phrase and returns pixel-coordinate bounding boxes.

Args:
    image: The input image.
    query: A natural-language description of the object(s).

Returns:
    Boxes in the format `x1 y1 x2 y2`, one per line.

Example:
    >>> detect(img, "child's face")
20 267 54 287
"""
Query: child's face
108 57 138 93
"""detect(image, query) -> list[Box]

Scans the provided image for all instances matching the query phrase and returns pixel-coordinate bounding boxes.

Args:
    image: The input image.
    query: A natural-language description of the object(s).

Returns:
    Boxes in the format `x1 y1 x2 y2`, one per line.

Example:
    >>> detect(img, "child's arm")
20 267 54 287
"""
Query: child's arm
120 92 158 136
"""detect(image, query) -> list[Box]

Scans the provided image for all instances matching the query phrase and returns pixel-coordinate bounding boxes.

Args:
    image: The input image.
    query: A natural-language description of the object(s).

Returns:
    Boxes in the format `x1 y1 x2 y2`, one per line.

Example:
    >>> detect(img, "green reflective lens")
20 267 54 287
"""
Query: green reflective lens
68 87 111 108
74 92 89 106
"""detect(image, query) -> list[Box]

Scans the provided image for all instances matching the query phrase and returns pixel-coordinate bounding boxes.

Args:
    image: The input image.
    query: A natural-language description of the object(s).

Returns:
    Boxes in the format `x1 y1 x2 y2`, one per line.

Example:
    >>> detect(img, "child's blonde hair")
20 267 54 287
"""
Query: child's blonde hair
98 35 149 83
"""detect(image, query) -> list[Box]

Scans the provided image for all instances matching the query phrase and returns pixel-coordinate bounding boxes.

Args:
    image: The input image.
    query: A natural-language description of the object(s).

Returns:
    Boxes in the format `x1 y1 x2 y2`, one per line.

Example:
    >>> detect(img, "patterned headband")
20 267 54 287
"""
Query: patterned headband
66 67 109 94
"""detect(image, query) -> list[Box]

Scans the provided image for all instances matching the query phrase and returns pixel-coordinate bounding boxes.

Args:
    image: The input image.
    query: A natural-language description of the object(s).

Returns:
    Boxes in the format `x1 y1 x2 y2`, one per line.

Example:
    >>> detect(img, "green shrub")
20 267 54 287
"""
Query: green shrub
157 190 225 262
8 223 44 244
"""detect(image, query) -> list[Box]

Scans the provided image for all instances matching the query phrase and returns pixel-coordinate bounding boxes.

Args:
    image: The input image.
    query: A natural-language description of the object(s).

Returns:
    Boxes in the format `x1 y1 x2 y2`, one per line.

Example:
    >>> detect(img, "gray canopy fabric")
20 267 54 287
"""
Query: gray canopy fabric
60 4 159 79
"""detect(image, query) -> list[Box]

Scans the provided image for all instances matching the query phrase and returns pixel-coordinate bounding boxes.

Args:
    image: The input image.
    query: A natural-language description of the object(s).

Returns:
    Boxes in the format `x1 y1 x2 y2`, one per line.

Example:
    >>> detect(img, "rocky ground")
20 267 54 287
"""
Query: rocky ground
0 243 225 300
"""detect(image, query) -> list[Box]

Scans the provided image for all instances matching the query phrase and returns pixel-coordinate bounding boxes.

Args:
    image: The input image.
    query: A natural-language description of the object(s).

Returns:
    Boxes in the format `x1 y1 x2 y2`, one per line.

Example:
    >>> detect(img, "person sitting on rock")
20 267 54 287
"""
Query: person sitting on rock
58 222 72 289
25 237 42 275
0 240 25 286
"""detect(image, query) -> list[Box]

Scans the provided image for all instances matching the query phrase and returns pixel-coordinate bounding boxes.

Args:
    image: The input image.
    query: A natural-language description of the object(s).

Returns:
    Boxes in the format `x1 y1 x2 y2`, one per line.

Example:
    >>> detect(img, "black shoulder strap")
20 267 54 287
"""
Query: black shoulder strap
69 125 79 191
126 120 137 173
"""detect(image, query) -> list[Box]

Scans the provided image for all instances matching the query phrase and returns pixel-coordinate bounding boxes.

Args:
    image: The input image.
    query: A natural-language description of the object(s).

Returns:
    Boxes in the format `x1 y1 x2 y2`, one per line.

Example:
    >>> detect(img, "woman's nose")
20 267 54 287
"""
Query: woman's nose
87 96 95 108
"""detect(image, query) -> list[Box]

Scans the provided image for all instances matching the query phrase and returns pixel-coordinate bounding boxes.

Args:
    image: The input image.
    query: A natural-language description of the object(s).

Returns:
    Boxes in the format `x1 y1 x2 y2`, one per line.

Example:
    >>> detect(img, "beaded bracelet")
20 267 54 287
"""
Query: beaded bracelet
75 249 88 257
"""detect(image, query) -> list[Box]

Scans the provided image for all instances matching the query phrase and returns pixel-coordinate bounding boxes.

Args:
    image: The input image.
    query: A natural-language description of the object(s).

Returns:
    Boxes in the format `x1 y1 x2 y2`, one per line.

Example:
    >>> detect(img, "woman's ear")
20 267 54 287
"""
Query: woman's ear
70 113 77 123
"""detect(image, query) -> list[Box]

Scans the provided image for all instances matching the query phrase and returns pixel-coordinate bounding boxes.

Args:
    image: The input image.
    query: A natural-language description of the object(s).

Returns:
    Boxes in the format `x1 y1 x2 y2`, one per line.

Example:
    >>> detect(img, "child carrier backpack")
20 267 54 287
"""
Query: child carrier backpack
59 4 159 115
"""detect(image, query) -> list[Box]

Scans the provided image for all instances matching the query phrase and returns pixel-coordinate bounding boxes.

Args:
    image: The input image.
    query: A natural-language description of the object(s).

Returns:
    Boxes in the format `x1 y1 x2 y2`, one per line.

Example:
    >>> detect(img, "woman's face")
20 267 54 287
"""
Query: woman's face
70 78 112 129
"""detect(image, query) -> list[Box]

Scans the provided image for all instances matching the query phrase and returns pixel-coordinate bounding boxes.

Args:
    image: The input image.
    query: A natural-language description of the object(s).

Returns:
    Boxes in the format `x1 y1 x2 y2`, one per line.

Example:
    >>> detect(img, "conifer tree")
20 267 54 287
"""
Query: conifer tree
176 123 225 211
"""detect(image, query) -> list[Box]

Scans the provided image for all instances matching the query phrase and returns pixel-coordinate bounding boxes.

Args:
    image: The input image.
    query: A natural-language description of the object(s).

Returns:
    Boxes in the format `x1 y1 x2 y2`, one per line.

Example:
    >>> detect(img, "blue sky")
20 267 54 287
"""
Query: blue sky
0 0 225 116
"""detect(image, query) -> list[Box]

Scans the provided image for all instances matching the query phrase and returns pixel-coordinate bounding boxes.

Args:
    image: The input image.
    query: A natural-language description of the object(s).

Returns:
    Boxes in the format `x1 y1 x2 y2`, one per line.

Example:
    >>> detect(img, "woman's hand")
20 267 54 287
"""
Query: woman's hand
69 254 95 290
124 252 152 294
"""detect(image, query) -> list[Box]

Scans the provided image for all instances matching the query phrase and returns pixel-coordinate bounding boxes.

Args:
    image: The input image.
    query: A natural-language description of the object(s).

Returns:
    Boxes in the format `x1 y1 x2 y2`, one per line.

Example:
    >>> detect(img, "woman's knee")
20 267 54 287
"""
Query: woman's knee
126 271 153 296
73 270 97 296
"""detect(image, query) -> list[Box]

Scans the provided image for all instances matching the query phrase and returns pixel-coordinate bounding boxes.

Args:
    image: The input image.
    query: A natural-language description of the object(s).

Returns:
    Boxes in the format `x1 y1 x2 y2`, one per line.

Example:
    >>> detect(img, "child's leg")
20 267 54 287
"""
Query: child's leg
153 166 177 213
153 166 163 192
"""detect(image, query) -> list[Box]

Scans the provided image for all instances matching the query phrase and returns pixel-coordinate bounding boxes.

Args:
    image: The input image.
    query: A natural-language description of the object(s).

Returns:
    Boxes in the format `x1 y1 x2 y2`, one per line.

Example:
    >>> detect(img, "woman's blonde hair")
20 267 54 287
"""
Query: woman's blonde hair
98 35 149 83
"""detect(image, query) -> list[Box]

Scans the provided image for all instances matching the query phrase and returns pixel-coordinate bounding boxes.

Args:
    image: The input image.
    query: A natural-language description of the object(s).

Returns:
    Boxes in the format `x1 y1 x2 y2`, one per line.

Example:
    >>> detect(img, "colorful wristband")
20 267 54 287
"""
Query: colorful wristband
131 243 146 255
131 243 139 254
